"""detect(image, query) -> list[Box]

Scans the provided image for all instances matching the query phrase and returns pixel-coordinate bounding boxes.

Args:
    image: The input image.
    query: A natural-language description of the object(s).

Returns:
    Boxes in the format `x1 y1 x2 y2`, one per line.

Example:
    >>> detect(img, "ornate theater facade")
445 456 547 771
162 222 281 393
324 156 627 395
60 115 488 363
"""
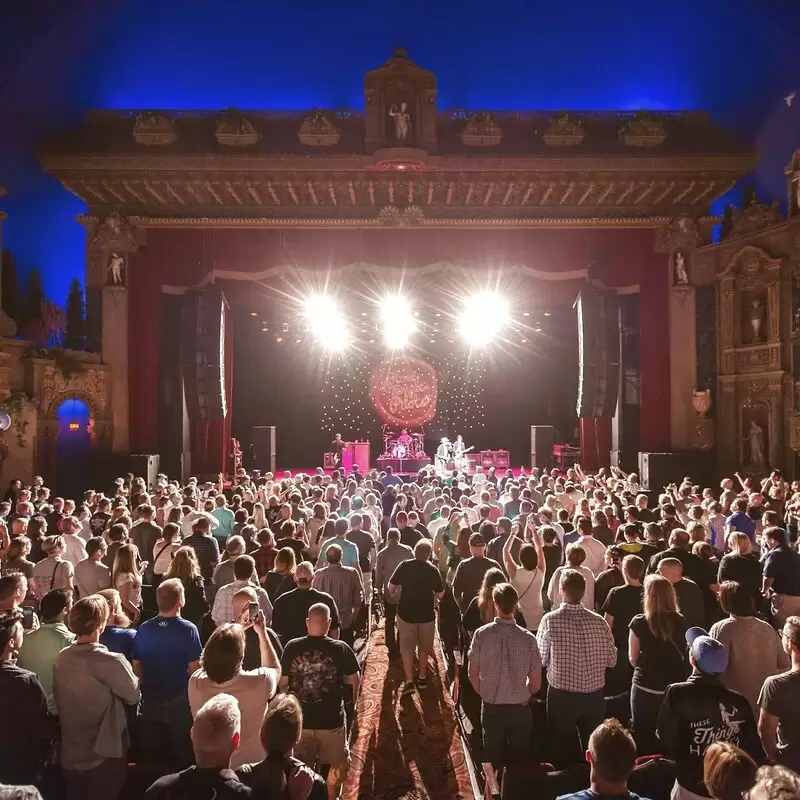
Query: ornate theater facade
22 48 800 481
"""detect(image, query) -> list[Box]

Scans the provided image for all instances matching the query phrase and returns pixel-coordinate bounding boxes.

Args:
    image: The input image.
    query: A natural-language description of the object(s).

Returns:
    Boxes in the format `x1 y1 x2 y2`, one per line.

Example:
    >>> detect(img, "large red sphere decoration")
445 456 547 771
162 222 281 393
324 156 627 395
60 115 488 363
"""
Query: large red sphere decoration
370 356 438 427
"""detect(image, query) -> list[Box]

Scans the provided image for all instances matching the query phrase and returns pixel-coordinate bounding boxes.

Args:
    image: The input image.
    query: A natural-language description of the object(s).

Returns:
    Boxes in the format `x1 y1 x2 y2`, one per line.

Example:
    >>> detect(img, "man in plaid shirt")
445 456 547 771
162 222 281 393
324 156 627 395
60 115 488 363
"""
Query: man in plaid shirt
537 568 616 765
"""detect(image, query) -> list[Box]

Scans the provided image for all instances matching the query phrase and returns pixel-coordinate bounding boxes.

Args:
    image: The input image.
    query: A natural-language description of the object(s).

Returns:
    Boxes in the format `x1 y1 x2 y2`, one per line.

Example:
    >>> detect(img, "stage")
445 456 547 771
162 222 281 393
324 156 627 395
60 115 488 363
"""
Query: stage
376 456 432 473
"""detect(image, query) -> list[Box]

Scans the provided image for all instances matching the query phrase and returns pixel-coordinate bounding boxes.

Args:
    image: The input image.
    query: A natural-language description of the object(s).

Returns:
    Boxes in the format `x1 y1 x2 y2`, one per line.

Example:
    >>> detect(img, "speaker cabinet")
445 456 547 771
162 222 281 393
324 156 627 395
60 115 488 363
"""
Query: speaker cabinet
252 426 276 474
530 425 556 469
129 454 161 491
576 288 620 418
638 451 716 492
182 288 228 420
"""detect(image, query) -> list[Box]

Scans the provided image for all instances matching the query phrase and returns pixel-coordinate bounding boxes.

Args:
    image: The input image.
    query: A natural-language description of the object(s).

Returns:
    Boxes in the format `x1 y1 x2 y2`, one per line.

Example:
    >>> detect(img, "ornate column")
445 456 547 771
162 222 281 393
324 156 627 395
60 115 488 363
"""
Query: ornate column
80 212 144 454
656 215 702 450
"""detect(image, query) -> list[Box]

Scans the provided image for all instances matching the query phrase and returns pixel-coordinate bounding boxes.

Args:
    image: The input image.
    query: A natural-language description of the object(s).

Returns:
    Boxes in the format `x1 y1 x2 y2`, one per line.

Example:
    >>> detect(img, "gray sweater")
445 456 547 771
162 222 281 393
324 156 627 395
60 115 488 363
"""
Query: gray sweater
53 643 140 770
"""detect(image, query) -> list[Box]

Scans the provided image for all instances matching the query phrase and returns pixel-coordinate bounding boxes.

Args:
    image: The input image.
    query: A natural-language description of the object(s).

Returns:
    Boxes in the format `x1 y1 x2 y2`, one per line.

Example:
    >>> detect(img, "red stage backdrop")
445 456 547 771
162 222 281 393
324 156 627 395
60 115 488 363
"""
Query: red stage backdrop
370 356 438 427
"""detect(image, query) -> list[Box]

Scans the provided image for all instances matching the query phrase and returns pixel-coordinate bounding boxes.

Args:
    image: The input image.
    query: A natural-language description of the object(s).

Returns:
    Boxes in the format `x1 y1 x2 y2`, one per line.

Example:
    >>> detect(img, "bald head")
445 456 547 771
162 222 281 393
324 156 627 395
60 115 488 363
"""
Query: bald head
657 557 684 584
306 602 331 636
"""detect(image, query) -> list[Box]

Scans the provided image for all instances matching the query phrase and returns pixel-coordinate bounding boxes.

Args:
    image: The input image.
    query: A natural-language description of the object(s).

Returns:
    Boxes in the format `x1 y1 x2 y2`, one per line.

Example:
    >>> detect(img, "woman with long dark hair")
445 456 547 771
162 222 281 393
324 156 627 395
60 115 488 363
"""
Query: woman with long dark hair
236 693 326 799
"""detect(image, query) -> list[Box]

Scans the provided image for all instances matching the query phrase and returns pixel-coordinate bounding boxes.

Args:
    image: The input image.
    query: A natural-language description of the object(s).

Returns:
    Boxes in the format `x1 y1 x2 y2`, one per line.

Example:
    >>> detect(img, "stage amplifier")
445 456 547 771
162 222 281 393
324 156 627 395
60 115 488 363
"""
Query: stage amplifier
252 426 277 474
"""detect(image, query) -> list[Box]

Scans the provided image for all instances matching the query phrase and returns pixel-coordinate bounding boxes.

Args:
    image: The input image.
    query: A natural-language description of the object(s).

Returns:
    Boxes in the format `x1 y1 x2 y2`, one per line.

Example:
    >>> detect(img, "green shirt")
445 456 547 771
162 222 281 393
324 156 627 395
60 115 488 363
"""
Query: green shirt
17 622 75 713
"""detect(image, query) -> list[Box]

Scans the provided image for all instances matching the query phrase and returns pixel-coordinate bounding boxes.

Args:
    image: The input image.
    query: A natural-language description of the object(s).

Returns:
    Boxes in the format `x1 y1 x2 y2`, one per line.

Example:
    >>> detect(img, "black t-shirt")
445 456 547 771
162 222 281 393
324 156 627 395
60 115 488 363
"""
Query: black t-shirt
594 568 625 611
398 526 423 549
629 612 689 691
90 511 111 537
242 627 283 672
602 584 643 652
759 669 800 772
274 537 305 563
718 553 762 606
236 755 326 800
280 635 359 729
145 766 251 798
389 558 444 623
271 588 341 645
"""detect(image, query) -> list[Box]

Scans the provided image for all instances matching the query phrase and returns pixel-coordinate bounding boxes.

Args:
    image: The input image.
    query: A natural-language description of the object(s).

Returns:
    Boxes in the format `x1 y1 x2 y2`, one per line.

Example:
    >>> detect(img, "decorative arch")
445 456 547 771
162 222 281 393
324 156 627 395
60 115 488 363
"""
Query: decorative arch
720 244 783 277
44 389 102 420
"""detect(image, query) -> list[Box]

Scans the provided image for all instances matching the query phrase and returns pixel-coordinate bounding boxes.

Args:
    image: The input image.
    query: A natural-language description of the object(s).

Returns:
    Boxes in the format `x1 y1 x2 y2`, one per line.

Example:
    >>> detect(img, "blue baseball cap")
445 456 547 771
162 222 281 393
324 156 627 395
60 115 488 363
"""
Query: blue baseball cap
686 627 729 675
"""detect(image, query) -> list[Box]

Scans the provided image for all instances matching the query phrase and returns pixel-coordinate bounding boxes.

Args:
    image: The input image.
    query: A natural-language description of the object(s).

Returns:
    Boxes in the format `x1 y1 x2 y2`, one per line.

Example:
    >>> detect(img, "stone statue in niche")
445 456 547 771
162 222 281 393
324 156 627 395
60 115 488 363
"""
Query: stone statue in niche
388 101 411 143
107 252 126 286
747 298 765 343
744 419 767 469
673 249 690 286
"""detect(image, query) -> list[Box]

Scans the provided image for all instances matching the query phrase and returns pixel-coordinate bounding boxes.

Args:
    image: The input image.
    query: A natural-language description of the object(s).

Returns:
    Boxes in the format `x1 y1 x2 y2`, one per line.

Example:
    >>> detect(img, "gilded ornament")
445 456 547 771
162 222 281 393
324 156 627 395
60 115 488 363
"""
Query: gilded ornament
215 110 259 147
542 113 585 147
298 111 340 146
133 112 177 146
620 112 667 148
460 112 503 147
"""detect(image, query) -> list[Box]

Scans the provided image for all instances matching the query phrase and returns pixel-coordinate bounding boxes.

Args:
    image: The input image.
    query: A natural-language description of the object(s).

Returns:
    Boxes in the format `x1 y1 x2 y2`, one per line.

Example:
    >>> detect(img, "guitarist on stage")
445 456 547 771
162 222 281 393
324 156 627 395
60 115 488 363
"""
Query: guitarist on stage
453 434 474 470
331 433 346 468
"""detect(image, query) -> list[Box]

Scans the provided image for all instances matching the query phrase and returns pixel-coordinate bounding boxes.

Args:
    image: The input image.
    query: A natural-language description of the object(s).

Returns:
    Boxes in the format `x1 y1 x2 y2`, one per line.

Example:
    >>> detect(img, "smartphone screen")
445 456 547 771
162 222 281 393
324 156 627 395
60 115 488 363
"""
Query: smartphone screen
22 606 35 630
248 601 259 621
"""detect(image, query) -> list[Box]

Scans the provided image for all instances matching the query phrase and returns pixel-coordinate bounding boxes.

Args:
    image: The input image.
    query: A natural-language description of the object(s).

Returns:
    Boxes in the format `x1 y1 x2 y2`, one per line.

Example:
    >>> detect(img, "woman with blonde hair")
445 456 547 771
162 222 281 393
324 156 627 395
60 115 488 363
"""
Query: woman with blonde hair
97 587 136 659
165 545 209 626
252 502 268 533
265 546 297 603
31 535 74 600
112 543 143 625
628 573 689 754
3 535 35 579
718 531 762 610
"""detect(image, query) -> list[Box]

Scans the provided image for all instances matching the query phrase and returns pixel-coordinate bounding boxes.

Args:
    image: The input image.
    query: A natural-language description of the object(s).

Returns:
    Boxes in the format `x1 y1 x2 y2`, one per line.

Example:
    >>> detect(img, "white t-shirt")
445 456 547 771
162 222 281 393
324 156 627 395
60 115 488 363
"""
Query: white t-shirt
115 572 142 610
188 667 279 768
62 534 87 568
548 565 595 612
576 535 607 577
512 567 545 631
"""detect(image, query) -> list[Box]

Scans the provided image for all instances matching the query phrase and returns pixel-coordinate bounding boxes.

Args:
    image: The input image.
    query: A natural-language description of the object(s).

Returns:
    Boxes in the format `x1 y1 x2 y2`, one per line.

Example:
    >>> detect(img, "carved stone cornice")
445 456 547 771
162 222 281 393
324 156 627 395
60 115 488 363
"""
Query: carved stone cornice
722 191 783 240
543 113 585 147
620 112 667 148
215 109 260 147
460 112 503 147
298 111 340 146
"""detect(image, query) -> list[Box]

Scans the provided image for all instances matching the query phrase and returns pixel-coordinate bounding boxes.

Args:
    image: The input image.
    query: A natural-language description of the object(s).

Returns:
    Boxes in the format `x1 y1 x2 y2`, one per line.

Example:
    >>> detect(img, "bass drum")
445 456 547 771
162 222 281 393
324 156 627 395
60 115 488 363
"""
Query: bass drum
392 443 408 458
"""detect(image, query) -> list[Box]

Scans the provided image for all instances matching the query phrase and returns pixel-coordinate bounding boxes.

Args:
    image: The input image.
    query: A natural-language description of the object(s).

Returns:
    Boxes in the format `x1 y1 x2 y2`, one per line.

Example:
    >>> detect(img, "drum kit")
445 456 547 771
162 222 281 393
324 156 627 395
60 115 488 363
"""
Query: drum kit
382 426 427 459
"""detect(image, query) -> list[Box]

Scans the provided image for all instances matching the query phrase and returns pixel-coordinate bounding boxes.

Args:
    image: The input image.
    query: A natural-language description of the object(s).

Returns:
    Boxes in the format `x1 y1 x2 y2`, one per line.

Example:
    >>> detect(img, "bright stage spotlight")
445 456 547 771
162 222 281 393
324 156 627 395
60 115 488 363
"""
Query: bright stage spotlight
379 294 415 349
303 294 349 351
458 291 510 346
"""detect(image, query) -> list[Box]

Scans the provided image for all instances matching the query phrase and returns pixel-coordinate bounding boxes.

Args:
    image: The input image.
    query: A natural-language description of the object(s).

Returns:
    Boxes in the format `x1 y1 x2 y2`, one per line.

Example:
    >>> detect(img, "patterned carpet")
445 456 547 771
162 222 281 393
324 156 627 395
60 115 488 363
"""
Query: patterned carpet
342 625 475 800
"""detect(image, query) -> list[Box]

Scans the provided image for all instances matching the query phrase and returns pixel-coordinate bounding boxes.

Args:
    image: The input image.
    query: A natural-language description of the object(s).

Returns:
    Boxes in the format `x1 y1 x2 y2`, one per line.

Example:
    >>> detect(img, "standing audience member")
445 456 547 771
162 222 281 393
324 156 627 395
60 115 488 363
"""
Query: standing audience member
166 546 210 627
556 719 641 800
112 543 143 625
451 532 502 612
388 539 445 696
74 537 111 599
702 742 757 800
31 535 74 600
602 555 644 694
0 609 54 789
17 588 74 712
54 595 140 800
129 505 162 582
132 578 202 769
97 588 136 659
537 569 617 765
280 603 359 799
271 562 341 646
236 693 326 799
145 694 251 798
468 583 541 765
212 555 272 628
312 544 363 647
375 528 413 655
60 516 87 568
264 547 298 603
758 615 800 772
183 517 221 587
548 544 596 612
502 520 546 632
762 527 800 624
189 615 280 769
657 558 705 630
709 580 788 715
628 574 689 755
151 522 182 582
717 533 762 612
657 628 764 800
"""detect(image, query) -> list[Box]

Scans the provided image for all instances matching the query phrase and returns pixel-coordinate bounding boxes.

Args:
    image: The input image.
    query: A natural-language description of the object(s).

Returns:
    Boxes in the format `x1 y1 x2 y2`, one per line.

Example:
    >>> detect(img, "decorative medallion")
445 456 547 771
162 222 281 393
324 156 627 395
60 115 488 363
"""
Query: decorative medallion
133 112 177 146
620 112 667 148
89 211 139 251
542 113 585 147
369 356 438 427
460 112 503 147
377 204 425 227
298 110 340 146
215 109 260 147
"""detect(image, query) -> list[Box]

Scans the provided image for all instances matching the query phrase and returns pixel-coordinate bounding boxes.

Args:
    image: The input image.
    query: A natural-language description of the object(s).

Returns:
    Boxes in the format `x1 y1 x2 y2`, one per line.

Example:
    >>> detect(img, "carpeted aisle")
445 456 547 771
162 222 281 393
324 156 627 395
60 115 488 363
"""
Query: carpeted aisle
342 625 475 800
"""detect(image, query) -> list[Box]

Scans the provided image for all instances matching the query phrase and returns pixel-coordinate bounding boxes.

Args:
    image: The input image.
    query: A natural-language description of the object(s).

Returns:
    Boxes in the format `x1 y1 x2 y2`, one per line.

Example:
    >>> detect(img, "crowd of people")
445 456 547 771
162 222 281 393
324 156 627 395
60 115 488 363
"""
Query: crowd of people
0 462 799 799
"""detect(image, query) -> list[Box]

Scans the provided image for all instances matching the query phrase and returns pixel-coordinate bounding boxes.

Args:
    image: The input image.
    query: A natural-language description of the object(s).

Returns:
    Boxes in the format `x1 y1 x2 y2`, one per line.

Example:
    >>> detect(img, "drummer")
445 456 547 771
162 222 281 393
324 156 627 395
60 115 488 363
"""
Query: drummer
397 429 412 449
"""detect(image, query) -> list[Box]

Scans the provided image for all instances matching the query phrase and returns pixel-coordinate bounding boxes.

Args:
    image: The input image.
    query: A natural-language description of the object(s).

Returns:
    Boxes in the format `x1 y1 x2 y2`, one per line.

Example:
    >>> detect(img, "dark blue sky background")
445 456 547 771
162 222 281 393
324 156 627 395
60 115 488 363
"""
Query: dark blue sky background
1 0 800 305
